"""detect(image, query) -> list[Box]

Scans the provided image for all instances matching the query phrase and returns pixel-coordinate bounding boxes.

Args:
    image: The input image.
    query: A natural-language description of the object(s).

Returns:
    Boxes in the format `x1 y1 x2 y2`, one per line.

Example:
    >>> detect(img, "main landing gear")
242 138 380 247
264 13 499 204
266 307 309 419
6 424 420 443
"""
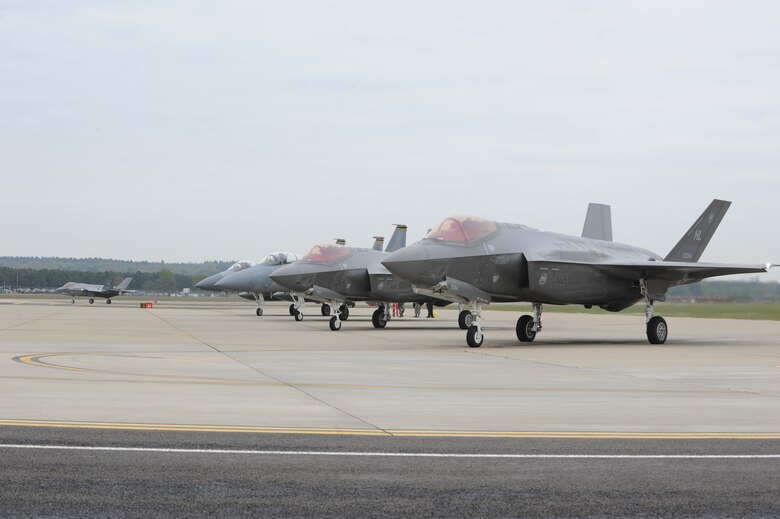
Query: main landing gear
106 299 112 304
70 299 75 304
641 279 668 344
457 305 474 330
463 303 545 348
516 303 543 342
321 304 331 316
372 304 391 329
88 298 95 304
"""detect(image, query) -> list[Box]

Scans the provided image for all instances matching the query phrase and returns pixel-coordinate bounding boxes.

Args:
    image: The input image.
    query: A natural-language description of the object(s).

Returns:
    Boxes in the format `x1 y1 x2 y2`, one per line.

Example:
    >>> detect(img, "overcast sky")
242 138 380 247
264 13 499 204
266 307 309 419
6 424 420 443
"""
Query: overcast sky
1 1 778 280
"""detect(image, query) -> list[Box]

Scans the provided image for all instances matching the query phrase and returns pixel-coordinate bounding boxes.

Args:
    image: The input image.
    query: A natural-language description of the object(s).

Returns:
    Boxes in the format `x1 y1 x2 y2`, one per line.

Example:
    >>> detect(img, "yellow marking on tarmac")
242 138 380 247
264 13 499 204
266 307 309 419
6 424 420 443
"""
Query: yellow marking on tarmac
0 419 778 439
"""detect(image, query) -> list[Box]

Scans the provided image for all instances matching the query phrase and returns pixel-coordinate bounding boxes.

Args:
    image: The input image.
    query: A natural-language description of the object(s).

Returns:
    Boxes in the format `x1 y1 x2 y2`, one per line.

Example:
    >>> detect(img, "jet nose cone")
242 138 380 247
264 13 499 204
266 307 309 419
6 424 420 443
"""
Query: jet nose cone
216 269 252 292
195 273 224 291
382 245 430 285
269 263 305 291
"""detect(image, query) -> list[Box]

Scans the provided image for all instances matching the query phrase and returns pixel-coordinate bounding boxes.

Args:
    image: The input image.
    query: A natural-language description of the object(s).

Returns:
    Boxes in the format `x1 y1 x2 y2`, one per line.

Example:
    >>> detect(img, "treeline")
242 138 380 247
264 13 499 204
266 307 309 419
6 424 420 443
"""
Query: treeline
0 267 206 293
668 280 780 302
0 257 233 276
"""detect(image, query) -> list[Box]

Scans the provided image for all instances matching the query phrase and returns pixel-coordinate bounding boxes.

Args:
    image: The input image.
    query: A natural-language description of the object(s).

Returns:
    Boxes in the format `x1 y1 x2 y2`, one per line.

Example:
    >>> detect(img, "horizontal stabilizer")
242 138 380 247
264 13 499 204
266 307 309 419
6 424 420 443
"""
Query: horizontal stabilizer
665 199 730 263
581 203 613 241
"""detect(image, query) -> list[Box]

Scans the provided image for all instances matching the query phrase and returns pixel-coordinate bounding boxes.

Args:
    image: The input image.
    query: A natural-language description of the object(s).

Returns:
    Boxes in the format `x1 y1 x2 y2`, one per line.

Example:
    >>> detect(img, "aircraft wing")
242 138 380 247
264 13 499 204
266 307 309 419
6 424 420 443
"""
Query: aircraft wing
591 260 770 284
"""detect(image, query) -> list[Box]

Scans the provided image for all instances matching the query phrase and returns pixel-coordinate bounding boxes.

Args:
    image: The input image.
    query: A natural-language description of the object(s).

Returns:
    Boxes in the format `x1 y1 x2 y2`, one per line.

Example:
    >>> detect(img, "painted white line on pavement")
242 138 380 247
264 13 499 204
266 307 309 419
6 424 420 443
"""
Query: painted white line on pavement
1 444 779 459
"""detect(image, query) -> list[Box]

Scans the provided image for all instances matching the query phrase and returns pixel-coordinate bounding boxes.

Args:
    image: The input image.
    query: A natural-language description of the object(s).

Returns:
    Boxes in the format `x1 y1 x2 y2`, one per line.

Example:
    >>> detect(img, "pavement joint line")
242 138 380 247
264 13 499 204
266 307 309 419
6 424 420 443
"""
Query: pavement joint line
1 444 779 459
1 420 779 439
142 311 387 434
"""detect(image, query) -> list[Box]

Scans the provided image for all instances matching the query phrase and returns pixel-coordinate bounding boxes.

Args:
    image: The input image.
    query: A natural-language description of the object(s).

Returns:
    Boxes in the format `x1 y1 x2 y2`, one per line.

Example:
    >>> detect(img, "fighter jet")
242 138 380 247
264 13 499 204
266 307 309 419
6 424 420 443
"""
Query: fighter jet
271 224 445 330
194 260 255 292
56 277 133 304
214 252 301 316
381 200 771 347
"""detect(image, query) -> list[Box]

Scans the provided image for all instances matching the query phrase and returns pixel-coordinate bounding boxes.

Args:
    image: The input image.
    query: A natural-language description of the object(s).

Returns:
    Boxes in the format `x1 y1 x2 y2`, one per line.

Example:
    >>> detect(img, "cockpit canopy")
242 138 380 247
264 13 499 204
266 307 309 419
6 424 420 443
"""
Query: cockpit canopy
425 216 499 244
302 244 352 264
227 260 255 272
260 252 300 265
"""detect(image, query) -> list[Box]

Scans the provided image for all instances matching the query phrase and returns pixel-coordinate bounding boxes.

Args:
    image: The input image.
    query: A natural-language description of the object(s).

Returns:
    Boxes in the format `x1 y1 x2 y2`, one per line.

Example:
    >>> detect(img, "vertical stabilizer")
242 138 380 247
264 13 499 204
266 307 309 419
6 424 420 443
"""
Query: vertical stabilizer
581 203 613 241
385 224 408 253
665 199 731 262
372 236 385 251
115 277 133 291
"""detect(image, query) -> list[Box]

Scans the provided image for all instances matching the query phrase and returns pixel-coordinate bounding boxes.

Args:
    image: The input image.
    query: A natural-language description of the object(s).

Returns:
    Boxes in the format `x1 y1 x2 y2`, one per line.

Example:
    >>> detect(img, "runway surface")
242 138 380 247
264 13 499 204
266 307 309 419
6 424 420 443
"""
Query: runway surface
1 299 779 516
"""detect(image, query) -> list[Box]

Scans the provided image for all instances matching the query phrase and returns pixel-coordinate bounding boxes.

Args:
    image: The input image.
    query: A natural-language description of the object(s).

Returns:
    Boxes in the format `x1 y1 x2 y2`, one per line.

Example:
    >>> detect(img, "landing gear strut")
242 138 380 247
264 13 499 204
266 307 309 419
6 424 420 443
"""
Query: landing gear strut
465 302 485 348
327 302 349 331
290 295 305 321
254 293 264 317
516 303 543 342
641 279 667 344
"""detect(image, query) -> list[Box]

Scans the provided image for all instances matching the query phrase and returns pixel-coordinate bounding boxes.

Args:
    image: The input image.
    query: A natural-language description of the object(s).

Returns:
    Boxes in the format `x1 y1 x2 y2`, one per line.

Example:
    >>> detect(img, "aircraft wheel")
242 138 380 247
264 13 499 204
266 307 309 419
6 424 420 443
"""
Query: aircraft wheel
339 305 349 321
371 309 387 329
106 299 112 304
457 310 474 330
516 315 536 342
256 308 263 317
89 298 95 304
329 316 342 331
647 316 668 344
289 304 295 316
70 299 75 304
466 325 484 348
294 310 303 322
321 304 331 316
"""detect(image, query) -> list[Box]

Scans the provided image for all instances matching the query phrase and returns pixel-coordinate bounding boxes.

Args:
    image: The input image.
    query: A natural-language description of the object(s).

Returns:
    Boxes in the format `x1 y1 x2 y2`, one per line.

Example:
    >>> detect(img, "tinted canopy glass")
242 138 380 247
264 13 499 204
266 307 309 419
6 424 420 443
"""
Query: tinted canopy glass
302 244 352 264
425 216 498 243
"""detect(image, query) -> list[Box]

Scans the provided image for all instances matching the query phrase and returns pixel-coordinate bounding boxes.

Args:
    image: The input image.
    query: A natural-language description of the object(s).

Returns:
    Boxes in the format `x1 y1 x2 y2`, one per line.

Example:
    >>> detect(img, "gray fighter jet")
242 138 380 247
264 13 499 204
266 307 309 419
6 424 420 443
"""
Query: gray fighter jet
56 277 133 304
194 260 255 292
214 252 301 316
381 200 771 347
271 224 445 330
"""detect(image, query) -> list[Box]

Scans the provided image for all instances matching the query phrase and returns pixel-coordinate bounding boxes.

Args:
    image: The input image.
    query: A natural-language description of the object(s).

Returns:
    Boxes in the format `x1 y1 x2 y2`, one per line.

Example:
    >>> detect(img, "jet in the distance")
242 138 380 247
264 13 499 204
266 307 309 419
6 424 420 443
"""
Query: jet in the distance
382 199 771 347
194 260 255 292
56 277 134 304
214 252 301 316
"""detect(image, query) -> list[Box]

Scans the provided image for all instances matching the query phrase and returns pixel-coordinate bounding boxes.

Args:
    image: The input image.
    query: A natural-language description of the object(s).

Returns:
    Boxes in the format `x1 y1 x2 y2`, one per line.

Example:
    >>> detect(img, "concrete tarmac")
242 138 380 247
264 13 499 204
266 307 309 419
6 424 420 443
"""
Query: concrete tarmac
1 299 778 435
1 299 779 517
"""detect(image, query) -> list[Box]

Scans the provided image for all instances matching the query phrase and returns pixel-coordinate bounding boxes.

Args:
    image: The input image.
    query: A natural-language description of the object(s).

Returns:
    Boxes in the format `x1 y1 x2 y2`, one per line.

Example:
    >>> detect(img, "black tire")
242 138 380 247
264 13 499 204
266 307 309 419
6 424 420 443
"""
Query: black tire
516 315 536 342
457 310 474 330
256 308 263 317
647 316 668 344
339 305 349 321
89 298 94 304
71 300 75 304
371 309 387 329
329 316 342 331
294 310 303 322
289 304 296 316
321 304 331 316
466 325 484 348
106 299 112 305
